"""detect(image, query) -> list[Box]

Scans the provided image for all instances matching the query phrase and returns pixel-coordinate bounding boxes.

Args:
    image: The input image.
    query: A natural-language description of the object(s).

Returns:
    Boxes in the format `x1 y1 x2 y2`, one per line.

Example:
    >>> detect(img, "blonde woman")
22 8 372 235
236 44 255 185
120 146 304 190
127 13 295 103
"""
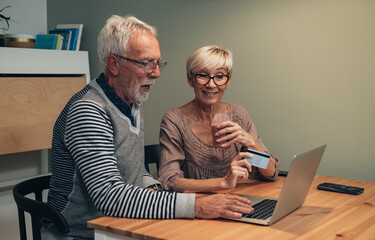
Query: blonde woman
158 45 279 192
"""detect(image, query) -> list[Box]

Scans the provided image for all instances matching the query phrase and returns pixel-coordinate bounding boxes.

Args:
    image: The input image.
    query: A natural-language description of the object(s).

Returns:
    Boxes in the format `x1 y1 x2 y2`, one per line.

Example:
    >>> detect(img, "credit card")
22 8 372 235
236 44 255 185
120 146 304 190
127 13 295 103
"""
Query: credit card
245 148 270 169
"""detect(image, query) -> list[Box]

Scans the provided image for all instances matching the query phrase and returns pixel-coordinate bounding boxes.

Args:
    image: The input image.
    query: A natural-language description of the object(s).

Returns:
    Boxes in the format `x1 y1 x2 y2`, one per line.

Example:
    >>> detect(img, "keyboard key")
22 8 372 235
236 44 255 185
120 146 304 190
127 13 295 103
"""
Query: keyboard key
243 199 277 220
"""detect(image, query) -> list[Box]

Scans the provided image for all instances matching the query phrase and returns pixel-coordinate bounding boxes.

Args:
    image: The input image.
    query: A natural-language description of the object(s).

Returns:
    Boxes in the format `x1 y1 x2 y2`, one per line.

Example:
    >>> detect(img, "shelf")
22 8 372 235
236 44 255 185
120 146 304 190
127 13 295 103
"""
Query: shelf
0 47 90 83
0 47 91 188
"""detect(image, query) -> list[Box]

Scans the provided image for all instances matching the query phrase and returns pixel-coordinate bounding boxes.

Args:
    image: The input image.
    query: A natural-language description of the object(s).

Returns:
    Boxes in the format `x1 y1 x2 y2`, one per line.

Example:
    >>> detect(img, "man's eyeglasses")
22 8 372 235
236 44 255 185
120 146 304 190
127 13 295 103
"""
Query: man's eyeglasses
194 73 229 86
114 54 167 73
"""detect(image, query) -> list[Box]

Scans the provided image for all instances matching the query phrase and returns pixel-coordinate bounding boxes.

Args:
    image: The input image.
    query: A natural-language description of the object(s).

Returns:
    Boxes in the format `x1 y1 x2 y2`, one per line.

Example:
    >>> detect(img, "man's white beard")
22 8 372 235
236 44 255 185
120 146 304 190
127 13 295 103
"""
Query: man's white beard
132 78 155 103
132 89 149 103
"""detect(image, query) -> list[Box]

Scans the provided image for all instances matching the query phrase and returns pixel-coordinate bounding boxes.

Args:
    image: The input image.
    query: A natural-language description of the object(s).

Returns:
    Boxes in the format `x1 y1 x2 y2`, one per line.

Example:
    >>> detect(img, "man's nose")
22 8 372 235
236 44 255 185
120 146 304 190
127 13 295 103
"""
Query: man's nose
148 65 161 78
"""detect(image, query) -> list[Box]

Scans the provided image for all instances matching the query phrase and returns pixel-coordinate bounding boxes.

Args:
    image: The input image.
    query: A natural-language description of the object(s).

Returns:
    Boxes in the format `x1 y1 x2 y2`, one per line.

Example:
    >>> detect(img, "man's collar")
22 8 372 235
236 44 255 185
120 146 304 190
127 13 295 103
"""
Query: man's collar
96 73 138 126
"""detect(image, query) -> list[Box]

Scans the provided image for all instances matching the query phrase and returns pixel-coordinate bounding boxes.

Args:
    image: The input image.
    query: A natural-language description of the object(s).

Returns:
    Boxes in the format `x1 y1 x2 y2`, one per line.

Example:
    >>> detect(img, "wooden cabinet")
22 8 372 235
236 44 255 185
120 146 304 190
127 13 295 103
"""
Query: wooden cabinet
0 76 86 154
0 47 90 188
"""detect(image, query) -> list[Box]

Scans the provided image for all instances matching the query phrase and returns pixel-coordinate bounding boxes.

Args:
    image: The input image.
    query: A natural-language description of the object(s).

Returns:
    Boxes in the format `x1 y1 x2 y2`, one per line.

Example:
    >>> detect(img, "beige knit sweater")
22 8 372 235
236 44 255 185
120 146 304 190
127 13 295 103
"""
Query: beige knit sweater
158 103 279 191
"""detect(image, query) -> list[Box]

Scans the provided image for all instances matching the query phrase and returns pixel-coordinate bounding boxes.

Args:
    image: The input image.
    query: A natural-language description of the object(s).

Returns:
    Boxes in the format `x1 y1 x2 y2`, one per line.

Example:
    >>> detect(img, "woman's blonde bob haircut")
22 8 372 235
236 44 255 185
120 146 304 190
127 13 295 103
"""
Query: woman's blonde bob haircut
186 45 233 77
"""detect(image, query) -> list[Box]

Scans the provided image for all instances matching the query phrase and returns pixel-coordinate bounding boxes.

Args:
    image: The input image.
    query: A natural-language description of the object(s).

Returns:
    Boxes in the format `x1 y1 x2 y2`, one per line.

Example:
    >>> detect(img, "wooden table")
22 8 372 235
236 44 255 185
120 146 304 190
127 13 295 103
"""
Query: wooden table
88 175 375 239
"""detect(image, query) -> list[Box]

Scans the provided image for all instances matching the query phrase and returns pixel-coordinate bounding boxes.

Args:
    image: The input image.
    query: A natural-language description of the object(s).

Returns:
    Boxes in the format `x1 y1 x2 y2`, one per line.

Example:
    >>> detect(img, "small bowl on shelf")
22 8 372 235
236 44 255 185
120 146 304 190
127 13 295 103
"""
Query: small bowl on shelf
4 34 35 48
0 34 5 47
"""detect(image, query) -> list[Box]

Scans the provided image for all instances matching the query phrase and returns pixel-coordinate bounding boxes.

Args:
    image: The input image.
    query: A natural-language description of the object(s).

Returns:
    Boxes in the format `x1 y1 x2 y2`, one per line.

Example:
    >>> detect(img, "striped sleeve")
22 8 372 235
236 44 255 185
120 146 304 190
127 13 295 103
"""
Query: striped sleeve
65 100 178 219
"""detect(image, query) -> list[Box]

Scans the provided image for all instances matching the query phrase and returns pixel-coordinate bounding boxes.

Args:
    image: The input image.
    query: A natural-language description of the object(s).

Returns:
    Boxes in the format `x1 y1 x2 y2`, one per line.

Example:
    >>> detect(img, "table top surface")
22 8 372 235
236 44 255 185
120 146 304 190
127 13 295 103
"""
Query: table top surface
88 175 375 240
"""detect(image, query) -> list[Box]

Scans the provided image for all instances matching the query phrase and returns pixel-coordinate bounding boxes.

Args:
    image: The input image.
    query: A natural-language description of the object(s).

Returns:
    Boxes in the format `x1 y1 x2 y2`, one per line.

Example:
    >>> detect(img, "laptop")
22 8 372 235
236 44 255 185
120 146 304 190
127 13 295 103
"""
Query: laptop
225 144 327 225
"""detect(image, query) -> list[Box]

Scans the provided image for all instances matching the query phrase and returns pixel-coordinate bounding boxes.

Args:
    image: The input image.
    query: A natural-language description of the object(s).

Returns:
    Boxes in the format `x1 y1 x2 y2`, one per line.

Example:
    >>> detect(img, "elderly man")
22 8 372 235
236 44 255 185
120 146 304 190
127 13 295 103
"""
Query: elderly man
43 15 252 240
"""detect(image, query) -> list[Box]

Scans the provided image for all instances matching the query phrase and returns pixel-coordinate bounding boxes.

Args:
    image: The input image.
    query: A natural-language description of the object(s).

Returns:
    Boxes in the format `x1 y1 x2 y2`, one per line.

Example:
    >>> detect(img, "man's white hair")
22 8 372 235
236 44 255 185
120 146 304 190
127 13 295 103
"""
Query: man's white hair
97 15 157 71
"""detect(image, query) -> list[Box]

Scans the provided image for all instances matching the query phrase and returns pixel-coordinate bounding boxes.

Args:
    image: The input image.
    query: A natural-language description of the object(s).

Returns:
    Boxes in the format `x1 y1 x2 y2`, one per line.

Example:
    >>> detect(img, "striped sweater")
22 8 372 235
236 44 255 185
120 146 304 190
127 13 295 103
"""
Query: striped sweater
47 74 195 239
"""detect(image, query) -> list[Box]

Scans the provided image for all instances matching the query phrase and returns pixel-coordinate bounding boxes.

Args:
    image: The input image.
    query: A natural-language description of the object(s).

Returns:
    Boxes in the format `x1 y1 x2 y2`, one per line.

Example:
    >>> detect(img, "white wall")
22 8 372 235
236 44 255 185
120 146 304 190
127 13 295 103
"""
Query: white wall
0 0 47 36
0 0 47 239
47 0 375 182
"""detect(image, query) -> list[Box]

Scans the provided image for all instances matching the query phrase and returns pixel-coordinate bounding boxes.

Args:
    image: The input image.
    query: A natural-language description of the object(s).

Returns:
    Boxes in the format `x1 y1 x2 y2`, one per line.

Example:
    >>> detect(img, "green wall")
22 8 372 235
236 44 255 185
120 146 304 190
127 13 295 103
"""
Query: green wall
47 0 375 181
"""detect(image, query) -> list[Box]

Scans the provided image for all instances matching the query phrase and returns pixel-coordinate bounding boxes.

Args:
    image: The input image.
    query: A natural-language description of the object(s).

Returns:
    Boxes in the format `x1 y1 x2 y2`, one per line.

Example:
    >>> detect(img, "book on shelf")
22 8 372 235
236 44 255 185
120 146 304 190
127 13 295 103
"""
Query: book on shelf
56 24 83 51
35 34 60 50
52 28 78 50
49 29 71 50
54 34 62 49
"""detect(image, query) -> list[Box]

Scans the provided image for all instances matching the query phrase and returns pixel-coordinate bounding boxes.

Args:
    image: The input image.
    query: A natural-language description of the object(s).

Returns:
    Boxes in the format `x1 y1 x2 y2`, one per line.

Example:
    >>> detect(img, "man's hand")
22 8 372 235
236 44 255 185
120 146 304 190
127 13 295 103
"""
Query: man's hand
195 194 253 219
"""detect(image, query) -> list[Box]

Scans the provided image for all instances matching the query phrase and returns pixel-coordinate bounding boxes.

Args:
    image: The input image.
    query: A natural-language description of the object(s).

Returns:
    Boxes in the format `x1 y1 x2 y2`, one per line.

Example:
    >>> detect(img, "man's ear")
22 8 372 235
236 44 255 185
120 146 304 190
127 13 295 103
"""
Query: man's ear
107 55 120 76
187 73 194 87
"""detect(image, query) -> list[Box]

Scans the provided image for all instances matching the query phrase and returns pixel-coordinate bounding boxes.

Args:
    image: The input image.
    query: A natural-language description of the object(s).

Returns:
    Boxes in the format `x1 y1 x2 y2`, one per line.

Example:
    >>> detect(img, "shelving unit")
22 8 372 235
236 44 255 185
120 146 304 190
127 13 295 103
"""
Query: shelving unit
0 47 90 189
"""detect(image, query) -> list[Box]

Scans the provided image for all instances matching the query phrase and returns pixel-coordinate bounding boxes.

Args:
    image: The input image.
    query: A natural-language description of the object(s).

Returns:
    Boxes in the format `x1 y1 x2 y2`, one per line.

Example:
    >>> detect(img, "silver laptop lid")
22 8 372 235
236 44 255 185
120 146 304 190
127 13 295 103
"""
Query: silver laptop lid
269 144 327 224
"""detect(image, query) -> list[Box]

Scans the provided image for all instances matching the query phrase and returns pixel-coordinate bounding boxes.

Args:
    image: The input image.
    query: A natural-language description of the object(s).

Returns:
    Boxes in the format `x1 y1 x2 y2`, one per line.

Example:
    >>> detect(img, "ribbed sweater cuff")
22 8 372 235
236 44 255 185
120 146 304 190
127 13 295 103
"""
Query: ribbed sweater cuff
175 193 195 219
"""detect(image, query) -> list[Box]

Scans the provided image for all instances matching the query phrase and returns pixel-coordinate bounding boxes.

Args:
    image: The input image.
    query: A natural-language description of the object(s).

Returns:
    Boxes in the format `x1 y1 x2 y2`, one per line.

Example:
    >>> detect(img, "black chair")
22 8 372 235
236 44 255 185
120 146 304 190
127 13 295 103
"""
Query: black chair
278 170 288 176
13 175 69 240
144 144 160 173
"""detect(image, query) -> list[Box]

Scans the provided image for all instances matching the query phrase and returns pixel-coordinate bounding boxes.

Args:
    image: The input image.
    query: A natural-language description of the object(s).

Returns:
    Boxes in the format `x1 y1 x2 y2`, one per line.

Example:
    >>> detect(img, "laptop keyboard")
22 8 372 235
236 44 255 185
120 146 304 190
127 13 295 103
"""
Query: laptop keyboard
243 199 277 220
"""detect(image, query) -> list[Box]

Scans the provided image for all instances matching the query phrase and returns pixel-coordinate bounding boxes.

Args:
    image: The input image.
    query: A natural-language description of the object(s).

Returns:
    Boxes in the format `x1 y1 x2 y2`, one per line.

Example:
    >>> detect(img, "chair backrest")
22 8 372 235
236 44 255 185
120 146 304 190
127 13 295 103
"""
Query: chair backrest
13 175 69 240
144 144 160 173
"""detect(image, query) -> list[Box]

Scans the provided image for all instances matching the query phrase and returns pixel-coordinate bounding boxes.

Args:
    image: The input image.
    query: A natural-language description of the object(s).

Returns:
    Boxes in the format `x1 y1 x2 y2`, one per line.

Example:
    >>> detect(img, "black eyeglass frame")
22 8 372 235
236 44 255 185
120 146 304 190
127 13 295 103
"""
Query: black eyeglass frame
114 54 167 73
193 73 230 86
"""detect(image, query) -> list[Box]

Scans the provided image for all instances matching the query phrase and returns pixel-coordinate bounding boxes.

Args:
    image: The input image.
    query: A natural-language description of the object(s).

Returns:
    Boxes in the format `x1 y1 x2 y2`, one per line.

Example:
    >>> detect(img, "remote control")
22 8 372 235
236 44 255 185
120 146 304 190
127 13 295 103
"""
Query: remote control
317 182 364 195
